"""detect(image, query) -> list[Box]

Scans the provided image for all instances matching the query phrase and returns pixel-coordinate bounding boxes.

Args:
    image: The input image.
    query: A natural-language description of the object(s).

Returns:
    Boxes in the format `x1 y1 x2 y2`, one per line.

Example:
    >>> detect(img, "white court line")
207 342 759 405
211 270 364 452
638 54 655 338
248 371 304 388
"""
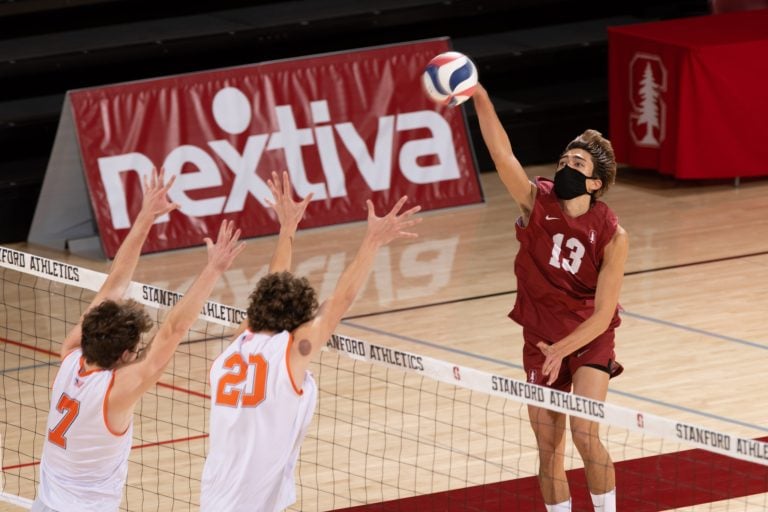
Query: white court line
0 492 33 509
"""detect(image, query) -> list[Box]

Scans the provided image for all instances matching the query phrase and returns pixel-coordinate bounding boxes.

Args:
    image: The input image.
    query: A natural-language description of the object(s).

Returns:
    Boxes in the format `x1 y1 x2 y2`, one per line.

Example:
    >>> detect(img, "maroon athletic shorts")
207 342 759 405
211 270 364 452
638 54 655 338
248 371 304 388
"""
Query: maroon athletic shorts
522 329 623 392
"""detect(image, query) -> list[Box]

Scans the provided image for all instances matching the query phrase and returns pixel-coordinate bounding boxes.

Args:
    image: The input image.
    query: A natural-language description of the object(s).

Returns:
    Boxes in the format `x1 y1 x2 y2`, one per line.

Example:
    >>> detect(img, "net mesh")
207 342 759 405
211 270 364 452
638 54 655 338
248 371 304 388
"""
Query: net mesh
298 353 533 511
1 248 767 512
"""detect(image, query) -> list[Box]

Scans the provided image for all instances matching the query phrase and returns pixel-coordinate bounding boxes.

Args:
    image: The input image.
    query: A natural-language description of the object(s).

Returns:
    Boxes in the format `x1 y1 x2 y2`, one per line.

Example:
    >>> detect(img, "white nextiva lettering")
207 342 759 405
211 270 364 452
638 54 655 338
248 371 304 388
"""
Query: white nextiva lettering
98 91 460 229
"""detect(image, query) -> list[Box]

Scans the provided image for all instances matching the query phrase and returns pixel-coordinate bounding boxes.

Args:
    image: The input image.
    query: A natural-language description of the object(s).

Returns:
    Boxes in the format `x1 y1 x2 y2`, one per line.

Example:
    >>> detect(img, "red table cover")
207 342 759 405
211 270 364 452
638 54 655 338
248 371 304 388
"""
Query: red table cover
609 9 768 178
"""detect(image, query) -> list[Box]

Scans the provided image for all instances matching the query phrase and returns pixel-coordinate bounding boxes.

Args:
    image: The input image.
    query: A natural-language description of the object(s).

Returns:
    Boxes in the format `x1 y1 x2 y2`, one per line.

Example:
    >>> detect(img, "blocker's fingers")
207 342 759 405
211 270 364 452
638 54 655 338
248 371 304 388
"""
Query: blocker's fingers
389 196 409 216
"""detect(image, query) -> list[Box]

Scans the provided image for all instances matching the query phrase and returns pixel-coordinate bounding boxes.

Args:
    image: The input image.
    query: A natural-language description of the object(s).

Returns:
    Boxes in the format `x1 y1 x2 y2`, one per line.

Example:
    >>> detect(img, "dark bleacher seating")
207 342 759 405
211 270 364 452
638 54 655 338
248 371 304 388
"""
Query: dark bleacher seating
0 0 708 243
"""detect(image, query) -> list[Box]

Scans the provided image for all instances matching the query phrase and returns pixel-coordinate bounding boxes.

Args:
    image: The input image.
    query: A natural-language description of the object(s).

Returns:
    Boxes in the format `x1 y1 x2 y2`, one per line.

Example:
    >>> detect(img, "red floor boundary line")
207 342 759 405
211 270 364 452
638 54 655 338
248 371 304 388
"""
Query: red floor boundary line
1 461 39 471
1 336 58 358
1 336 210 400
2 434 210 472
155 381 210 400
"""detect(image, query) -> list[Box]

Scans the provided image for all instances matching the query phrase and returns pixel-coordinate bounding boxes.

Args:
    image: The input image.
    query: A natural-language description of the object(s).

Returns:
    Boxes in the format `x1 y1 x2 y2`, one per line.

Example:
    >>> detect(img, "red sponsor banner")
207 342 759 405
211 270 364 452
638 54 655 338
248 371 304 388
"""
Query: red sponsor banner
69 39 482 258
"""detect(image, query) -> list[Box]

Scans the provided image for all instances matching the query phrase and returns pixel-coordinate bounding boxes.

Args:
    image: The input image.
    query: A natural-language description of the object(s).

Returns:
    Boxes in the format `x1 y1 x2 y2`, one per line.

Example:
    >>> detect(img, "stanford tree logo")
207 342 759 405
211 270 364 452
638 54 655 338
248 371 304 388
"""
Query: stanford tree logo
629 53 667 148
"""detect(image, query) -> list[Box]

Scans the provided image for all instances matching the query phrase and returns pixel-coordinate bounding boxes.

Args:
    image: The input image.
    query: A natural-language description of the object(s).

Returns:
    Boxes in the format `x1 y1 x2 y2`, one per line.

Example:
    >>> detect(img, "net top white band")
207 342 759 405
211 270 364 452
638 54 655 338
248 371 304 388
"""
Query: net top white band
0 247 245 327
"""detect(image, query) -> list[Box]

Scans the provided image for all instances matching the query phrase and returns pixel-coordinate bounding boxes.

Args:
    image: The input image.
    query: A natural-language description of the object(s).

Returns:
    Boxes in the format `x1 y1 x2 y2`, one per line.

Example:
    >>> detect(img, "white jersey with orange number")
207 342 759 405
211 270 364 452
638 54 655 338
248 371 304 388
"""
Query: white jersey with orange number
200 330 317 512
37 349 132 512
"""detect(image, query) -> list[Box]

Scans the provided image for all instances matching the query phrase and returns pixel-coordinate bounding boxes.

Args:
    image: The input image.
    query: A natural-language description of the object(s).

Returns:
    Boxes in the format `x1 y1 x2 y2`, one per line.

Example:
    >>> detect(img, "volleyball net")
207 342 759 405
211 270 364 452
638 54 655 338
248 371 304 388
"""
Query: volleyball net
1 246 767 511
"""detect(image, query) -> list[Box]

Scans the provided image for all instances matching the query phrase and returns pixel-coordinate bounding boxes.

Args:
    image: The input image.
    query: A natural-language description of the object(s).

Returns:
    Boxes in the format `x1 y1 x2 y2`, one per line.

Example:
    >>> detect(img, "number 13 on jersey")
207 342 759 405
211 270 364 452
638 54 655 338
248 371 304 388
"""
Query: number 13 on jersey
215 353 268 408
548 233 586 274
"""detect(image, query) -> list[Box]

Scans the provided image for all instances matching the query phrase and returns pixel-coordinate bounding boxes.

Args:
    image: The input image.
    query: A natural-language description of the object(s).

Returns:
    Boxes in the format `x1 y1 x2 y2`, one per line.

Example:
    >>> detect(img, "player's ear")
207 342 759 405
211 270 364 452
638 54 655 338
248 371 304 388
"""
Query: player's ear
588 178 603 194
120 348 136 364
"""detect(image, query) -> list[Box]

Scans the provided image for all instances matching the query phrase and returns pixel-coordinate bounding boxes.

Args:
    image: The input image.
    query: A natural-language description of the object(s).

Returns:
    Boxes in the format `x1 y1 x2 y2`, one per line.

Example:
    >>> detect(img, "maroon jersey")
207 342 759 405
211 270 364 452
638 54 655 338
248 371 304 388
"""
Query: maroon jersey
510 177 621 342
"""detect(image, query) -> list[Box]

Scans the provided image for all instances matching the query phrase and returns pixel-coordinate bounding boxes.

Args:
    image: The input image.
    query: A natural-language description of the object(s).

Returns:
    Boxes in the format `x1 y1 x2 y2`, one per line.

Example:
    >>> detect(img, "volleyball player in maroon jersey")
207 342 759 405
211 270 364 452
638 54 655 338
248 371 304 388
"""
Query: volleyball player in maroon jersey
472 84 628 512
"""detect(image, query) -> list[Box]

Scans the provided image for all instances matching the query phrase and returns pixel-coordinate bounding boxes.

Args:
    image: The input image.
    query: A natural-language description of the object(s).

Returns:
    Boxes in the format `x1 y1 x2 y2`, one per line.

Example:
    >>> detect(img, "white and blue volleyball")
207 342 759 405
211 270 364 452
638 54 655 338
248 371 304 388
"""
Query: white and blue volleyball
422 51 478 107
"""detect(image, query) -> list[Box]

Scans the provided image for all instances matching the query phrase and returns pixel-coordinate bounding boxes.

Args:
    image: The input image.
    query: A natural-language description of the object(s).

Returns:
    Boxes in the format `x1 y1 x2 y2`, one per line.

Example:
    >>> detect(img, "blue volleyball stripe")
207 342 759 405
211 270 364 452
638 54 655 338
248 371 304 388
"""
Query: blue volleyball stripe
449 62 475 91
425 65 450 96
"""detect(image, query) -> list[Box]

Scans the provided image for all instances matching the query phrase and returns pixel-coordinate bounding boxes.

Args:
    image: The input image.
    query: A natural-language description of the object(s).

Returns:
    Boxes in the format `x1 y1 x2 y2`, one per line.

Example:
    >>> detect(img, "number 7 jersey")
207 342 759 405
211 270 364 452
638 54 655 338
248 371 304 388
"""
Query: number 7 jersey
38 350 132 512
201 330 317 512
509 177 622 342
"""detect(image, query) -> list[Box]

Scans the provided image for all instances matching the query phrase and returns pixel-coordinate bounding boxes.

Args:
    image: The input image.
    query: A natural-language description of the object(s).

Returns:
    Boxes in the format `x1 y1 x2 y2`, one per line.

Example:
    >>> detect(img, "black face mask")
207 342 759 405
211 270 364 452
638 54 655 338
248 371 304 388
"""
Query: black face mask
553 165 597 200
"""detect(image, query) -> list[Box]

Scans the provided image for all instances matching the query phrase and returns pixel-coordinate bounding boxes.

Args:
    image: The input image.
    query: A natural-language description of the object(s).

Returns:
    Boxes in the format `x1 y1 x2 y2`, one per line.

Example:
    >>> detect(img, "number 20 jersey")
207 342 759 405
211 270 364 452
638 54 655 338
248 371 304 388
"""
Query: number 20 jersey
200 330 317 512
509 177 621 342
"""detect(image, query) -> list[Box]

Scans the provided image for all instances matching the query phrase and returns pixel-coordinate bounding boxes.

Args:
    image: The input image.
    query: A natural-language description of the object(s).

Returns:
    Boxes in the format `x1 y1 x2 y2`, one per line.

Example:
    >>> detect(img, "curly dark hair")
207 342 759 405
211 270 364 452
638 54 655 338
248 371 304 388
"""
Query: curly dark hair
247 272 318 333
565 129 617 199
81 299 153 368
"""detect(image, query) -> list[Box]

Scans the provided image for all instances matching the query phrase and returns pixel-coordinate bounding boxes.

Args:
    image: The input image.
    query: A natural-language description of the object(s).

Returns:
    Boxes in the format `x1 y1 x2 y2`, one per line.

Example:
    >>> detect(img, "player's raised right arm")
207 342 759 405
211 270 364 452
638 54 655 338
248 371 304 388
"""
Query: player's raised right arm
472 84 536 214
110 221 245 415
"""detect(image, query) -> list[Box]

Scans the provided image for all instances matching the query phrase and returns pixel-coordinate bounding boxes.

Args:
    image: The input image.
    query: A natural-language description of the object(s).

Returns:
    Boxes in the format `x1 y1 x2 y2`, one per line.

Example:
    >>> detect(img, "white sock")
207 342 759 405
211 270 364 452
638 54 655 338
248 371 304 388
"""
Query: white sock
590 488 616 511
545 499 572 512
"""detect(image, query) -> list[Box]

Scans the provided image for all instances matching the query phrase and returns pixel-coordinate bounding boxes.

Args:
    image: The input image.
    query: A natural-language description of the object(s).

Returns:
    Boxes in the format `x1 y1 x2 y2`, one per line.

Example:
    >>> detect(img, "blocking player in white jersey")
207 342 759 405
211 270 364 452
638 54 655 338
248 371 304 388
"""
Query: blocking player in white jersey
200 172 421 512
32 169 245 512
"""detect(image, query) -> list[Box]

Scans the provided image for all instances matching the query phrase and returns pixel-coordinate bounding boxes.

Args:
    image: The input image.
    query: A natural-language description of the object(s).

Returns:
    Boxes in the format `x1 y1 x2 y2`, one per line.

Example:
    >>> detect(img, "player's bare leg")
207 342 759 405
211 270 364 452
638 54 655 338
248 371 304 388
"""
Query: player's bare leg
528 405 570 508
571 366 615 511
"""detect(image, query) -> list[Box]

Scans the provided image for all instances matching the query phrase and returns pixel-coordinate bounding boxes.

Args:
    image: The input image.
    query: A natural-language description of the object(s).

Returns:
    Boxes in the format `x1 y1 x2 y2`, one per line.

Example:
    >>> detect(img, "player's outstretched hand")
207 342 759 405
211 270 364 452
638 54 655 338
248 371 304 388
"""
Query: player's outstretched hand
266 171 313 233
365 196 422 247
204 220 246 273
141 167 179 219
